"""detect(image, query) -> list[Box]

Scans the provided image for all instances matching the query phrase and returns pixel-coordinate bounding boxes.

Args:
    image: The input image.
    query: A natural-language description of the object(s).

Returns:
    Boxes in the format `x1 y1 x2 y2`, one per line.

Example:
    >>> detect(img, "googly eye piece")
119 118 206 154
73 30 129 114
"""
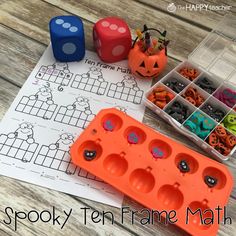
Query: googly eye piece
84 150 97 161
204 175 217 188
178 160 190 173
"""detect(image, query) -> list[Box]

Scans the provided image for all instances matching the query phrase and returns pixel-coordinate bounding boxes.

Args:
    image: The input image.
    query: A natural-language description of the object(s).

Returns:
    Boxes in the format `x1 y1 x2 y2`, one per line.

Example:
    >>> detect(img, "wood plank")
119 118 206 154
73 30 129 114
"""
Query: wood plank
0 175 133 236
0 25 236 235
0 0 94 50
0 77 20 119
43 0 209 61
0 0 207 61
136 0 236 30
0 25 45 87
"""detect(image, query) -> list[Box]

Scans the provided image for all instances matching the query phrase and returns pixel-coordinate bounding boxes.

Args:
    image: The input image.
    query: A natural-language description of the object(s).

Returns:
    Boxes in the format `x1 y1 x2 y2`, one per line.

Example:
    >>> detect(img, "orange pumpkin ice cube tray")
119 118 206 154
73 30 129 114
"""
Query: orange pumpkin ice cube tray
70 108 233 236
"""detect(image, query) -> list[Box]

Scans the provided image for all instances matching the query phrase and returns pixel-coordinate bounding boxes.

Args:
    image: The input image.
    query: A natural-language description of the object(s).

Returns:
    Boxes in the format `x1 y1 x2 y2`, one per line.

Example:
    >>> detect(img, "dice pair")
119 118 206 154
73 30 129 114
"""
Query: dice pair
50 15 131 63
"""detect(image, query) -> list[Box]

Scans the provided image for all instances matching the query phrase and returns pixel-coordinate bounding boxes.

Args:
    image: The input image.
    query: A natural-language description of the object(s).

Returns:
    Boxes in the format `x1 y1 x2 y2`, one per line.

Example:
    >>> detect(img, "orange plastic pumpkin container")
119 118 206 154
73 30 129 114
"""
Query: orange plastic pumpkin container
128 26 169 79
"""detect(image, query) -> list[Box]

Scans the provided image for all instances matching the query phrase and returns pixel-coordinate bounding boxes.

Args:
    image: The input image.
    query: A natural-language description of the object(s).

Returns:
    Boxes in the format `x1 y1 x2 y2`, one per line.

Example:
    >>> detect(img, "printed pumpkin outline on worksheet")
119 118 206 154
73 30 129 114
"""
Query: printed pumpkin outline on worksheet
34 132 77 175
15 85 58 120
35 62 73 86
54 96 96 129
107 75 144 104
71 66 109 95
0 122 39 163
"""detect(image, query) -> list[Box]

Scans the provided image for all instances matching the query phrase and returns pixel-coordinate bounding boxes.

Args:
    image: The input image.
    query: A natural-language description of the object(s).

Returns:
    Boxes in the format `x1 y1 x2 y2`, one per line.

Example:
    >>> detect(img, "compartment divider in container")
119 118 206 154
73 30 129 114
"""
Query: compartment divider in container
199 95 231 123
194 72 222 95
164 95 196 125
145 82 177 113
161 71 191 94
220 109 236 136
182 108 217 140
213 83 236 108
180 82 210 108
175 61 203 81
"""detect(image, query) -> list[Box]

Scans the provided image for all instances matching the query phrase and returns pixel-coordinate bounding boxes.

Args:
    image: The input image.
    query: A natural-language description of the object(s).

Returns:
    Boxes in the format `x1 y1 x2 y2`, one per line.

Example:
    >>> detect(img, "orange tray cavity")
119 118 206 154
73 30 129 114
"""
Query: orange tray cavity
70 108 233 236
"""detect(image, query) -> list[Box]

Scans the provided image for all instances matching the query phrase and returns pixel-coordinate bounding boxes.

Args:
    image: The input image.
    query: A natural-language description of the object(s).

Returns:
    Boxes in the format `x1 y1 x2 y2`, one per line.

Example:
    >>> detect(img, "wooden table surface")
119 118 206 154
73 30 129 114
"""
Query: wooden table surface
0 1 236 235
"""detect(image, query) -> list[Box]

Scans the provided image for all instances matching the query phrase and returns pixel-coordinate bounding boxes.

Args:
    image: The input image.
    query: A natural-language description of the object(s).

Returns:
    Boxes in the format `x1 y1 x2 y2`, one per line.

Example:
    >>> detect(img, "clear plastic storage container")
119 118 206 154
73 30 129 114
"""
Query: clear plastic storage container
144 14 236 162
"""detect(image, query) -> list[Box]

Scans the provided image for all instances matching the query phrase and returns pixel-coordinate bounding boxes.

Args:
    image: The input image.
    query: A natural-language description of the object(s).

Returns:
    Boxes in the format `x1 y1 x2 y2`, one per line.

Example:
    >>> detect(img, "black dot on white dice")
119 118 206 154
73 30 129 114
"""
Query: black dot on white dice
204 175 218 188
178 160 190 173
84 150 97 161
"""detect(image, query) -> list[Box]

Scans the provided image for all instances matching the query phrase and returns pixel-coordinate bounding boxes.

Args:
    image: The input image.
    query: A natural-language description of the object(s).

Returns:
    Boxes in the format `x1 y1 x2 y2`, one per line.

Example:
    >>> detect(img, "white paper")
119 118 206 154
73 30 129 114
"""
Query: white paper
0 46 152 207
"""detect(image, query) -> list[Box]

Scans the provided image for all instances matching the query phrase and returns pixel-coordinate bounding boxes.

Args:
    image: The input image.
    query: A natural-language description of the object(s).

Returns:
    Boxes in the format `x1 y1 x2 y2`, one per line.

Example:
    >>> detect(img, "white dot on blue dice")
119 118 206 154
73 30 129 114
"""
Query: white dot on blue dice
69 26 78 32
62 22 71 28
62 42 76 54
55 19 64 24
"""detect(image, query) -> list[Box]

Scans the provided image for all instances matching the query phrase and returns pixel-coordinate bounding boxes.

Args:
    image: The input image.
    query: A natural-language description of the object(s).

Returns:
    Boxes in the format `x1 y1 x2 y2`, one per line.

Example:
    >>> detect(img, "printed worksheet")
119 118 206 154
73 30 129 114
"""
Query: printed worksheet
0 46 152 207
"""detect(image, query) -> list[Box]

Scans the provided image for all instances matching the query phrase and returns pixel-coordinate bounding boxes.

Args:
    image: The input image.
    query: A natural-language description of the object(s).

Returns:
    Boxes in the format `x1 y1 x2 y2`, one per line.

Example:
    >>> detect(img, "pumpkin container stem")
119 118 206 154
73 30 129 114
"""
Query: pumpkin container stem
133 25 169 56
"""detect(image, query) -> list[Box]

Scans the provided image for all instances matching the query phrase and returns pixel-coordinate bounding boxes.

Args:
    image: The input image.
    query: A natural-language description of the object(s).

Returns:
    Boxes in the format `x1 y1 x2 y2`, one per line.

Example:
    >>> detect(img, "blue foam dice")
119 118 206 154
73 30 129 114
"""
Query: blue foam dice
49 15 85 62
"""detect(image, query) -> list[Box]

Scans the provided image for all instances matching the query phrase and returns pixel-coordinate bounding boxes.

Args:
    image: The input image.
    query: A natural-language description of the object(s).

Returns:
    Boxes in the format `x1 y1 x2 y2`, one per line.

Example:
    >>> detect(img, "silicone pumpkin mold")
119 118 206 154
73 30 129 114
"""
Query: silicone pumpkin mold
71 108 233 236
